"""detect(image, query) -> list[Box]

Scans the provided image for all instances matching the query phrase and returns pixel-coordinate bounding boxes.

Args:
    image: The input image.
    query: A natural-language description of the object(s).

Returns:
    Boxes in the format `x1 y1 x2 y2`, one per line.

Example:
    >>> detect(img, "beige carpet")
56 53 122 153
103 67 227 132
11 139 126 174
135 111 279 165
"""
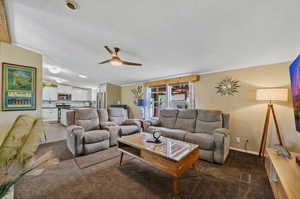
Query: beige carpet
15 140 274 199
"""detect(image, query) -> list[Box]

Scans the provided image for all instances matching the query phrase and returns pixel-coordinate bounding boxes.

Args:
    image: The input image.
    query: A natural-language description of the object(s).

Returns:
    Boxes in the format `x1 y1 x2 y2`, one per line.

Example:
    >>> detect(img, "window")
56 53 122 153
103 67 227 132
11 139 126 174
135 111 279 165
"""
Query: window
169 83 190 109
146 82 195 118
149 85 167 117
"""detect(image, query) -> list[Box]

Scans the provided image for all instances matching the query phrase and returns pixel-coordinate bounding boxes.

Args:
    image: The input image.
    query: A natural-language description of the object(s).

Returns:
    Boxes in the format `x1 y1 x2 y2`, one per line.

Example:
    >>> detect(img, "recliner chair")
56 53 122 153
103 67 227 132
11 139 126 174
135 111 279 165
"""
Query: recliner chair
67 109 120 157
99 108 142 136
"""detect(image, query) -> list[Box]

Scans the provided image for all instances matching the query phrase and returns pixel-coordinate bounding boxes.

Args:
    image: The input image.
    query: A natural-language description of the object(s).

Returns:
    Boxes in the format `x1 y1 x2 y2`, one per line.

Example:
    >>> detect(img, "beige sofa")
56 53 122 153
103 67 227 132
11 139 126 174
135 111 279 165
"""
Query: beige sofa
144 109 230 164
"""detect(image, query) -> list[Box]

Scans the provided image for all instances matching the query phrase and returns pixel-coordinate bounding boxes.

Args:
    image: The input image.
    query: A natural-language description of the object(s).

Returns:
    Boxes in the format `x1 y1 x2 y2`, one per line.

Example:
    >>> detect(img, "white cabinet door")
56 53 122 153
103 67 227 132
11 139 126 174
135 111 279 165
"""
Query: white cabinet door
57 85 65 94
43 87 57 101
58 85 72 94
82 90 89 101
42 87 49 100
72 88 81 101
65 86 72 94
48 87 57 101
90 89 98 101
72 88 89 101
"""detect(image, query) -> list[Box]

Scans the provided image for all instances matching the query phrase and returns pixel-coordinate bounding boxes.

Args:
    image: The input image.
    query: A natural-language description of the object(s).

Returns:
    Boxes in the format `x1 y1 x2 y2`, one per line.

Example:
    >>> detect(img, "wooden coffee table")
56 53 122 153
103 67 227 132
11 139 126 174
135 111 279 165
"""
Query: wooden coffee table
117 132 200 198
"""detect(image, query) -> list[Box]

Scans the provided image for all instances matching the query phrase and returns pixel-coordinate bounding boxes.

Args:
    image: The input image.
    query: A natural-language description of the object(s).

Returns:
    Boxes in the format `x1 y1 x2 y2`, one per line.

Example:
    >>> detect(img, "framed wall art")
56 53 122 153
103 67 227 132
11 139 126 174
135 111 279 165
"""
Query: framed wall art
2 63 36 111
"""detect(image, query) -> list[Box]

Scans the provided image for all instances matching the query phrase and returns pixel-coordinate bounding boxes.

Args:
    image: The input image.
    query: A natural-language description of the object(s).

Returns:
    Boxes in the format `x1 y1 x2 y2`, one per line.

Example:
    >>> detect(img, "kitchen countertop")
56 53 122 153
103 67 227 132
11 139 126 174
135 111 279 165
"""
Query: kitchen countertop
42 106 93 109
42 107 58 109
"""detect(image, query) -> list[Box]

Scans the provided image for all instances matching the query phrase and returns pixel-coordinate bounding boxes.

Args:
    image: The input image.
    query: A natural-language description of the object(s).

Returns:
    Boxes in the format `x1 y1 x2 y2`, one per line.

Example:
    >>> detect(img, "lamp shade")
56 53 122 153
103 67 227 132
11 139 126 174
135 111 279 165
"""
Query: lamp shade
137 99 147 107
256 88 288 101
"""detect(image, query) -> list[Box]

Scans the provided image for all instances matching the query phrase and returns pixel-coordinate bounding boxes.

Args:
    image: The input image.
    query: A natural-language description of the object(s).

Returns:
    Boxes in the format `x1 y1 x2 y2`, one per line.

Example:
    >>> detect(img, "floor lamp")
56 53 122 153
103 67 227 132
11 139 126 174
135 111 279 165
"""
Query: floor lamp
256 88 288 157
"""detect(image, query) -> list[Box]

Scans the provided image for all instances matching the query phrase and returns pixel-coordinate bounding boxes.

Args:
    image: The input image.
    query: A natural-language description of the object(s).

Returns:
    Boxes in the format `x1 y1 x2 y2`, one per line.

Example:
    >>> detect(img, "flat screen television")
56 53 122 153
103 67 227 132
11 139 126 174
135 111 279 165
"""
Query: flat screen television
289 55 300 132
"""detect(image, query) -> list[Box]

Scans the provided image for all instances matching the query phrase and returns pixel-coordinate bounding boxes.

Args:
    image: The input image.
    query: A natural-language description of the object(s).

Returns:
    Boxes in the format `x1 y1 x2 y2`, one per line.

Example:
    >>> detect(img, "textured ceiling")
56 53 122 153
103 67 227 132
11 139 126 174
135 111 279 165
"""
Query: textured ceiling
5 0 300 87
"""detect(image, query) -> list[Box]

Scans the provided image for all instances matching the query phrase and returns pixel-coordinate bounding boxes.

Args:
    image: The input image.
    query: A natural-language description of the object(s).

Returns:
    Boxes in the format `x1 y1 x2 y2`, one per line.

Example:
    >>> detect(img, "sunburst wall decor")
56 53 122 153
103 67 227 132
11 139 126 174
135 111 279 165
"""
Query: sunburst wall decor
215 77 240 96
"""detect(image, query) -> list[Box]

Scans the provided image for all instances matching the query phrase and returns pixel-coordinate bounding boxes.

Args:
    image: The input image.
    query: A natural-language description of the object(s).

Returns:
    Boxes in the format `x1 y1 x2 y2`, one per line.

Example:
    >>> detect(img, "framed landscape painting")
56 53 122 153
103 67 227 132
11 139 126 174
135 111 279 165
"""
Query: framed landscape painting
2 63 36 111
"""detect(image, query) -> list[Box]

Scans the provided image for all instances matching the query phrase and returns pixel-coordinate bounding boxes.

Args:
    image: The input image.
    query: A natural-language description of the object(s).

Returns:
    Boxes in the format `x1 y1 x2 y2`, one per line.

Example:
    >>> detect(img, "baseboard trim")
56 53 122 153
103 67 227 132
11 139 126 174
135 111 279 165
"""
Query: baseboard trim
230 147 259 156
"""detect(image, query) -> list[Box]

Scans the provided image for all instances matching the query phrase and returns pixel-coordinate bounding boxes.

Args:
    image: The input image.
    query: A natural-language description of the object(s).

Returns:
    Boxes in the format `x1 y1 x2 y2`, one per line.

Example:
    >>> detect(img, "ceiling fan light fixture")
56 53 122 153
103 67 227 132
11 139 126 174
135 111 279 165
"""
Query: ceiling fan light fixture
110 60 122 66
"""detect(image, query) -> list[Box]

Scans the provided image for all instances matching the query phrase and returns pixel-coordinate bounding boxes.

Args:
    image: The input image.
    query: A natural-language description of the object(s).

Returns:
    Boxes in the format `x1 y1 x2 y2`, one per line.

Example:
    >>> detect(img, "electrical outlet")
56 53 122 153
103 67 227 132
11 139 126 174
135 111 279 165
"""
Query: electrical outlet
236 137 241 143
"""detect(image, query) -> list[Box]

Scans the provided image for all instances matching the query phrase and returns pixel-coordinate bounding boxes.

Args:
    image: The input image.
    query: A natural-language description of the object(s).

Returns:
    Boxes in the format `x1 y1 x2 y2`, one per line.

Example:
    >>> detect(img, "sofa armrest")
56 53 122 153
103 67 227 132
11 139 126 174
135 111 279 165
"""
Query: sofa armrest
143 119 161 132
66 125 84 156
122 119 141 127
103 126 121 146
145 119 161 126
214 128 230 136
213 128 230 164
100 121 117 129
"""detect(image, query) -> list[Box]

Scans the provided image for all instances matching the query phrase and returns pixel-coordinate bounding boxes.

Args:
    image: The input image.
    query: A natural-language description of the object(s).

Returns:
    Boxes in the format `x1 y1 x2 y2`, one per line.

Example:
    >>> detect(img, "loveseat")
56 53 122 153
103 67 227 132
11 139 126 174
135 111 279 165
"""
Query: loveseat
144 109 230 164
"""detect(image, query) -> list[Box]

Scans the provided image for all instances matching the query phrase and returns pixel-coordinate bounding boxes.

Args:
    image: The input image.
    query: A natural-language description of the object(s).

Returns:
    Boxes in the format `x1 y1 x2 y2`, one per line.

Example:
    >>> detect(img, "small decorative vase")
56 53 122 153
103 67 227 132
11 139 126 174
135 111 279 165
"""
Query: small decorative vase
2 185 14 199
152 129 161 143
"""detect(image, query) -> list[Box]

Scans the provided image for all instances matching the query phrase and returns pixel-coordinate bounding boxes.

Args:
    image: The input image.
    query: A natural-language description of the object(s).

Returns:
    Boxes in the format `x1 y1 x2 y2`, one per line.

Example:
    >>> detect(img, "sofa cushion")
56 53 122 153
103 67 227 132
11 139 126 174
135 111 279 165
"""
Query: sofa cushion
174 109 197 132
159 109 178 129
84 130 109 144
194 109 222 134
120 125 140 136
147 126 188 141
108 108 127 125
84 141 109 154
75 109 100 131
184 133 215 150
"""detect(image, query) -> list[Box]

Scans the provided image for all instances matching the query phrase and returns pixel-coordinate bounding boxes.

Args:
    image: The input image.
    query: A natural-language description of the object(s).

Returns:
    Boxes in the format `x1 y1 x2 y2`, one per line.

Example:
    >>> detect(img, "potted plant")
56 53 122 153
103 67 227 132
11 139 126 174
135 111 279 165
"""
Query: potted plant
0 115 58 198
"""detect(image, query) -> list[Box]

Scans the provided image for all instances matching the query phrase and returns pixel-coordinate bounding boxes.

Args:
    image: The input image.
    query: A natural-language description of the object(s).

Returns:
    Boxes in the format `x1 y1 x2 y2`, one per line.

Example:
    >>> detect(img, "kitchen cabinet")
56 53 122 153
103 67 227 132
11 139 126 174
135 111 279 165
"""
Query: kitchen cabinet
43 87 58 101
42 109 58 122
72 88 81 101
90 88 98 101
82 89 89 101
57 85 72 94
72 88 89 101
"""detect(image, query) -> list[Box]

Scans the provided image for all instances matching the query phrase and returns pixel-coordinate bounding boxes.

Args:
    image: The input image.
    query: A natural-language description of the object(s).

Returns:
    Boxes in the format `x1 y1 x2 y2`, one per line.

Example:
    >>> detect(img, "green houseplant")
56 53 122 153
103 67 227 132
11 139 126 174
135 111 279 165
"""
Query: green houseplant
0 115 58 198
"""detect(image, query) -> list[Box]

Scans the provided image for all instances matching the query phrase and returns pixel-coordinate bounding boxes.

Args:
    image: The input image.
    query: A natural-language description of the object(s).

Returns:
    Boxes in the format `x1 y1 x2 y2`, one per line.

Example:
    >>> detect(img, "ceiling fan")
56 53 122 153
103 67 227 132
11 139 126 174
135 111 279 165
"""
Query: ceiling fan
98 46 142 66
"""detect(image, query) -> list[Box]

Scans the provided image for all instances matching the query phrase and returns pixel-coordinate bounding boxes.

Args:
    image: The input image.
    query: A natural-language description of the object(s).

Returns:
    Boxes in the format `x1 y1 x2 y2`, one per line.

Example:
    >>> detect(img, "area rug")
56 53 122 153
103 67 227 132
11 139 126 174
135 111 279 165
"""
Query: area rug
15 141 274 199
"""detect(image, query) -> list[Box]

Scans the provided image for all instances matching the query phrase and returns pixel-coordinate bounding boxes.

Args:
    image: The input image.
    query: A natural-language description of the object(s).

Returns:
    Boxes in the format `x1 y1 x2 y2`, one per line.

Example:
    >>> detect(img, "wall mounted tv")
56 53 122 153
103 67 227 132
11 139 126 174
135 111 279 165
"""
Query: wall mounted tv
289 55 300 132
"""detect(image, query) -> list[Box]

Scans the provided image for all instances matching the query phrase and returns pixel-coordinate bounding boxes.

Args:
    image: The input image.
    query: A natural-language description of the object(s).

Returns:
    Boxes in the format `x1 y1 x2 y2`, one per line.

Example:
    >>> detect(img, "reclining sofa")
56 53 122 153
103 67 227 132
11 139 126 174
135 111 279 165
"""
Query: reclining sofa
67 108 141 156
144 109 230 164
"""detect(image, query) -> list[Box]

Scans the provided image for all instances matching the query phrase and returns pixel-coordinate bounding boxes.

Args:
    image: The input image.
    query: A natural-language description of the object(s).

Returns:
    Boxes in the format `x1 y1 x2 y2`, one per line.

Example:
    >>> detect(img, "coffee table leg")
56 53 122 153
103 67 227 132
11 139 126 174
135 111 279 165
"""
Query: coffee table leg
173 177 180 199
119 152 124 166
192 162 197 169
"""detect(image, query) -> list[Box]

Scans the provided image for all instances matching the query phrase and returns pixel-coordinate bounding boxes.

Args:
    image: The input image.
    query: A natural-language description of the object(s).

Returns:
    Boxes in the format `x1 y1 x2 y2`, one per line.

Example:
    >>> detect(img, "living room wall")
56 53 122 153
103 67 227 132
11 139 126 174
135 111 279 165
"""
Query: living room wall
121 61 300 153
0 42 43 130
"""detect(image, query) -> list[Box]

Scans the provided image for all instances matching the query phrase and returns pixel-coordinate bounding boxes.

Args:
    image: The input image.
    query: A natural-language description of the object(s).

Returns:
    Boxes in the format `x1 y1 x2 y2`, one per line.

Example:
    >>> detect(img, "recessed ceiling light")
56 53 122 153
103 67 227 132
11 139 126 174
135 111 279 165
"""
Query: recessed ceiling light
44 64 62 74
48 67 61 74
65 0 79 10
78 74 87 79
45 76 68 84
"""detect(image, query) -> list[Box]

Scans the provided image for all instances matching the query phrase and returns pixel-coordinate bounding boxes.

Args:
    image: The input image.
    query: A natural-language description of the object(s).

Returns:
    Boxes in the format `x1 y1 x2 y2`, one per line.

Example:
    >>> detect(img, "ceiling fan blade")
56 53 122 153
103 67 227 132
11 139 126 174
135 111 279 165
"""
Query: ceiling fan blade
104 46 113 55
121 60 142 66
98 59 112 64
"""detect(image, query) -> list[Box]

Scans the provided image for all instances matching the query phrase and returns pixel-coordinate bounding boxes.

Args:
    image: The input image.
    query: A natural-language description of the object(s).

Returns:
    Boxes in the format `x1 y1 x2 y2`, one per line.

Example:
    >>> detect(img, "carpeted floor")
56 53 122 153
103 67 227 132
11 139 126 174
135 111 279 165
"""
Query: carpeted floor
15 140 274 199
